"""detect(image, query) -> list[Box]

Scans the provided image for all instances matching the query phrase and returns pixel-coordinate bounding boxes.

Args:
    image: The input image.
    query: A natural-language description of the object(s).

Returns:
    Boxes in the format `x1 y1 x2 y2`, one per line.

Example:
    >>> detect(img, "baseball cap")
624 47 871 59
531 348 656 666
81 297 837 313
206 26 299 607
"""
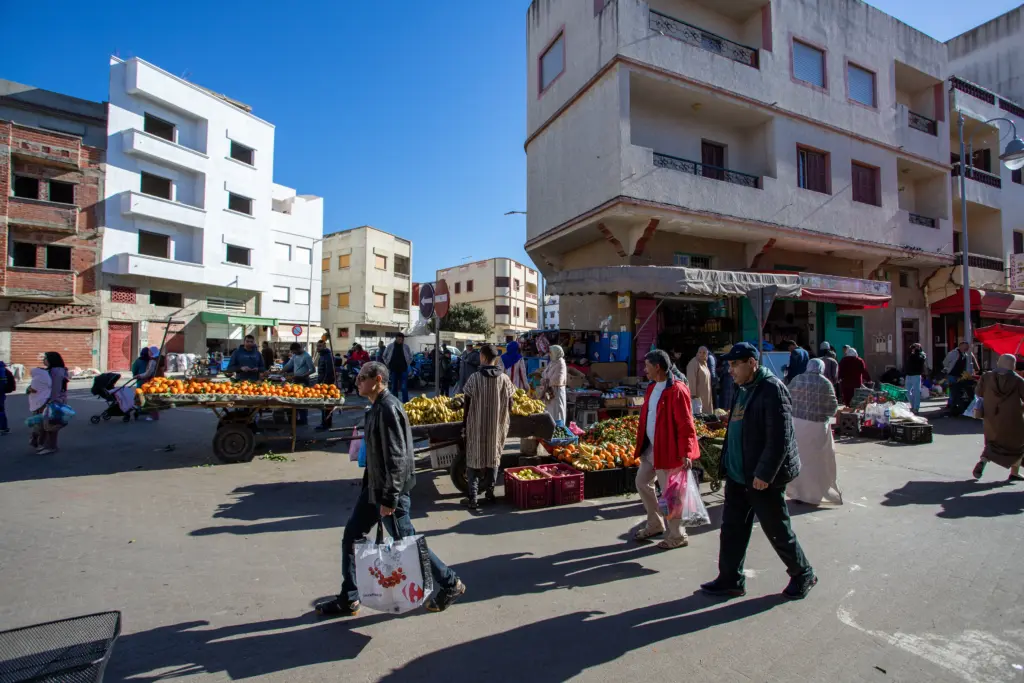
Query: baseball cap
721 342 759 362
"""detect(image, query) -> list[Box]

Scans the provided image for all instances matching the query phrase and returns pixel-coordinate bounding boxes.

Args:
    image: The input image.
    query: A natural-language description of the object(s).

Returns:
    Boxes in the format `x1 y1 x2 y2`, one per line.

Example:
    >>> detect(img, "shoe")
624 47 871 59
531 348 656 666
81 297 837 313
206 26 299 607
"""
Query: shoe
972 461 986 480
484 490 497 504
460 498 480 510
700 578 746 598
1009 474 1024 482
783 572 818 600
0 429 9 436
315 596 360 618
35 448 57 456
634 525 666 542
426 579 466 613
657 536 689 550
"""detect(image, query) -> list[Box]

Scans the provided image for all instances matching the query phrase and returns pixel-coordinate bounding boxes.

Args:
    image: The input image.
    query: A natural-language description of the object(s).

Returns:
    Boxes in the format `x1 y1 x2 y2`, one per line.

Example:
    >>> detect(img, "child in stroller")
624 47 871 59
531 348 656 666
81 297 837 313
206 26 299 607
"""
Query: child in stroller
89 372 138 424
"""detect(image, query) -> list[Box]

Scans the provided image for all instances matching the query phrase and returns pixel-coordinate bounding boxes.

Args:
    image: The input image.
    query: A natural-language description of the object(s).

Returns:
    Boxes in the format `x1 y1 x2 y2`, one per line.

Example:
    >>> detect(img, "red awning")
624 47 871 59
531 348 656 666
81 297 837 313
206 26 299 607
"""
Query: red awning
976 324 1024 356
800 289 891 308
931 289 1024 319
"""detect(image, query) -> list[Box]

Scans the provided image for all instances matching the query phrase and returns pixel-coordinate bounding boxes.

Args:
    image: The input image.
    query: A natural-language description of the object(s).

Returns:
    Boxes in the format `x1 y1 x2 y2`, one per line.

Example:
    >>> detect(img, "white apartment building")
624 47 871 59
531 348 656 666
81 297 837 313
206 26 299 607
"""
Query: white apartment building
543 294 560 329
947 6 1024 107
526 0 953 376
100 57 322 369
320 226 412 348
436 258 540 341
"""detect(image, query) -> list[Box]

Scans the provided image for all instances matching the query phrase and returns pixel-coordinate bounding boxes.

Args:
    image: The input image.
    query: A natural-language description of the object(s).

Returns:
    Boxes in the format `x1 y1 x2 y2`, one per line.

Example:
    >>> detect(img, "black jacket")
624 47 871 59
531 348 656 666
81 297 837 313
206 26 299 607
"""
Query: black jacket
317 350 337 385
363 390 416 507
721 373 801 488
905 349 927 376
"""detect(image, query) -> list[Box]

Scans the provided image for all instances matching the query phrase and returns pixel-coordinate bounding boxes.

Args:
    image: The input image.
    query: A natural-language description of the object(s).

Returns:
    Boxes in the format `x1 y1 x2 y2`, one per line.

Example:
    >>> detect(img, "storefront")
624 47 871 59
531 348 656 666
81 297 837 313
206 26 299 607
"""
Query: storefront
929 288 1024 370
199 312 279 356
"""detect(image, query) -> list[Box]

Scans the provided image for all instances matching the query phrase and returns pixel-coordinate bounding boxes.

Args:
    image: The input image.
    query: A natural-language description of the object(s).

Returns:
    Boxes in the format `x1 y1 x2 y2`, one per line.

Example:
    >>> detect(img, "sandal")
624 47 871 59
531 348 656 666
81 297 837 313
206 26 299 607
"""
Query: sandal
657 537 689 550
634 526 665 541
315 597 360 618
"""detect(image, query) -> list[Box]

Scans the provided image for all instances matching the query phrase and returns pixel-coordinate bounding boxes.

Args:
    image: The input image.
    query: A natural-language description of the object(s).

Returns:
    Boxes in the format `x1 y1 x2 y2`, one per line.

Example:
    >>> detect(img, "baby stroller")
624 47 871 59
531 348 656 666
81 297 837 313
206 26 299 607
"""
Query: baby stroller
89 372 138 424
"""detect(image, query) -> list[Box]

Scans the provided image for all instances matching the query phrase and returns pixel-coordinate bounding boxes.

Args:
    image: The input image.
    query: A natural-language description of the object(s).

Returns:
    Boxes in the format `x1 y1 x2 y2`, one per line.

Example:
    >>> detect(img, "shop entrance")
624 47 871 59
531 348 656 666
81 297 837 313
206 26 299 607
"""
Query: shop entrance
655 299 735 365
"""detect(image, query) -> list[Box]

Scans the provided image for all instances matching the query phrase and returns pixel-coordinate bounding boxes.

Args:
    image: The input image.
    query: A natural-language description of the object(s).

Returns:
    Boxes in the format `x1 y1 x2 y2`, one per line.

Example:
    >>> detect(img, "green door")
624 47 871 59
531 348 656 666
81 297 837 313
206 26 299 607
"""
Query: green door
822 304 864 354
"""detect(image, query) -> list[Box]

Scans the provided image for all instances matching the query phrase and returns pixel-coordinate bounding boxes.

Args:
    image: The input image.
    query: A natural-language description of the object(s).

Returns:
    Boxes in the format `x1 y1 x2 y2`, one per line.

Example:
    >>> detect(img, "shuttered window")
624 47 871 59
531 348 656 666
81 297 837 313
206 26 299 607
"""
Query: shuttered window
793 40 825 88
1014 231 1024 255
851 162 880 206
797 147 829 194
1013 168 1022 185
848 64 875 106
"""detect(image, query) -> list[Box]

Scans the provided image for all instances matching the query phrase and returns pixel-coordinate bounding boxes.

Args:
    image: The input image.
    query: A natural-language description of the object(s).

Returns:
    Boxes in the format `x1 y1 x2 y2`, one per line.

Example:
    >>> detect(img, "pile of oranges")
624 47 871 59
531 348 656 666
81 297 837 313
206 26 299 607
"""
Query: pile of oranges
552 441 638 471
137 378 341 400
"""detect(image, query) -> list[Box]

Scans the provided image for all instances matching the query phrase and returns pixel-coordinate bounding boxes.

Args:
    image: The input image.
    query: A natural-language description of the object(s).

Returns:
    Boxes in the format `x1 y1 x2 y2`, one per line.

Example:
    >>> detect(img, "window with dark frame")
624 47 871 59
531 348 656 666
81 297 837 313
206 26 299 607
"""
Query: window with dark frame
138 230 170 258
701 141 726 180
225 244 251 266
848 64 876 107
495 305 511 315
851 162 880 206
793 40 825 88
798 148 829 194
46 245 72 271
10 242 36 267
143 113 176 142
455 282 461 294
1013 168 1022 185
13 176 39 199
899 272 909 288
228 193 253 215
467 279 474 292
150 290 183 307
230 141 255 166
953 231 962 253
1014 231 1024 255
495 276 510 288
539 32 565 93
140 172 172 200
48 180 74 204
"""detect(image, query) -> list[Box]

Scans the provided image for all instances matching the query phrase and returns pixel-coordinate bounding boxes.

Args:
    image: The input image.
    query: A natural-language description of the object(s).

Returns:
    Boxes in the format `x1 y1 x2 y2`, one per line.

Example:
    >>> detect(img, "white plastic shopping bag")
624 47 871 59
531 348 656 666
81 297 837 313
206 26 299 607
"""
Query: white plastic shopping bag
355 521 434 614
681 468 711 527
966 395 984 419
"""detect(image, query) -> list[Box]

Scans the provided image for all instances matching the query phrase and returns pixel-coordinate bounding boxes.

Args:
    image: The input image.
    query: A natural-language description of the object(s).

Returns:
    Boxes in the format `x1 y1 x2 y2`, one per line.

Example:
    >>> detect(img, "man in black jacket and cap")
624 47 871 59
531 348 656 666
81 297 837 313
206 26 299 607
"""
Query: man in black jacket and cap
316 361 465 617
701 342 817 600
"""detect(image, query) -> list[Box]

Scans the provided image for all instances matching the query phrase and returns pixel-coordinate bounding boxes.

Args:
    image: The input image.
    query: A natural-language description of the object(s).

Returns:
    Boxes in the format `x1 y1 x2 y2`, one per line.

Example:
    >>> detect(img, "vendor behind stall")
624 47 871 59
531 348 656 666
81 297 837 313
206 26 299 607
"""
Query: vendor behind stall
541 345 567 424
226 334 265 382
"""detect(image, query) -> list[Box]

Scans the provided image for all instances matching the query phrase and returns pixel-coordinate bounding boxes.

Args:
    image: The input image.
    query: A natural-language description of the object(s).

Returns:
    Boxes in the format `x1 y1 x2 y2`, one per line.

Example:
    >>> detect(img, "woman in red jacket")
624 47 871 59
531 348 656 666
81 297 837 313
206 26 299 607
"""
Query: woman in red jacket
633 350 701 550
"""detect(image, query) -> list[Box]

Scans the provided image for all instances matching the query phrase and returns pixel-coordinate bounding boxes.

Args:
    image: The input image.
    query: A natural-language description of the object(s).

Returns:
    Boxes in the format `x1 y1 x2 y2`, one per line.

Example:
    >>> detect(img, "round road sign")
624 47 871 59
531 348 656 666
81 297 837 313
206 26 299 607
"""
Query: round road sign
419 283 435 319
434 279 450 318
292 325 303 337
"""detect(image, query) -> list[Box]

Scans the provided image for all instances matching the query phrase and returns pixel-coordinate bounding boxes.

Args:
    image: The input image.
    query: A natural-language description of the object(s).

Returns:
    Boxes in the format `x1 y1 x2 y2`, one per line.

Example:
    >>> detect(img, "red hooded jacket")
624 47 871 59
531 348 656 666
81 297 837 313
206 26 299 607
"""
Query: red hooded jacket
633 375 700 470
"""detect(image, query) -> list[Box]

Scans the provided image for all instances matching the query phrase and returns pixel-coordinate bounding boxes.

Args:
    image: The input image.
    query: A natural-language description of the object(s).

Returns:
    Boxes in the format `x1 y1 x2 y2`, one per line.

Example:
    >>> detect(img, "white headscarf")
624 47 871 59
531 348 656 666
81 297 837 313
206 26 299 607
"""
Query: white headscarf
997 353 1016 373
807 358 825 374
549 345 565 361
845 347 859 358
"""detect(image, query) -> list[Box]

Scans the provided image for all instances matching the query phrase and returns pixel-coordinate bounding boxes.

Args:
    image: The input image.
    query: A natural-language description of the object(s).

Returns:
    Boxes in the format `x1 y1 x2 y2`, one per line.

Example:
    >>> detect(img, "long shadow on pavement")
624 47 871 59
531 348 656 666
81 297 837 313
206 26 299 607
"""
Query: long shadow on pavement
881 478 1024 519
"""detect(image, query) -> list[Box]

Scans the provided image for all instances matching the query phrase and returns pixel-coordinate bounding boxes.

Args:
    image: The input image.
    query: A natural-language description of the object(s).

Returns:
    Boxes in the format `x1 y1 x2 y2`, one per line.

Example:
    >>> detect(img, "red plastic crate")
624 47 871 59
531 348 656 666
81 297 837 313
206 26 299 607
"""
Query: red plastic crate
504 466 552 510
537 463 585 505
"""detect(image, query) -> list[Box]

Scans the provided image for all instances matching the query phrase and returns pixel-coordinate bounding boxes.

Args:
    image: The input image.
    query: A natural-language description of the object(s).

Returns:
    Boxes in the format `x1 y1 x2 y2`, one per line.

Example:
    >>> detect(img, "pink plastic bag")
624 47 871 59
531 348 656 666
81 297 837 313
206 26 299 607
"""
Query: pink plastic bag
659 468 686 520
349 427 362 462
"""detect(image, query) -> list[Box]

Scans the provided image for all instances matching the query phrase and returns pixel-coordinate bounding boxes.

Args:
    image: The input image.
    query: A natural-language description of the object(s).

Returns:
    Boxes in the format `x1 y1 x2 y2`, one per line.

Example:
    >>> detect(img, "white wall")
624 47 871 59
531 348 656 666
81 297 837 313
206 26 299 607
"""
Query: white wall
264 183 323 324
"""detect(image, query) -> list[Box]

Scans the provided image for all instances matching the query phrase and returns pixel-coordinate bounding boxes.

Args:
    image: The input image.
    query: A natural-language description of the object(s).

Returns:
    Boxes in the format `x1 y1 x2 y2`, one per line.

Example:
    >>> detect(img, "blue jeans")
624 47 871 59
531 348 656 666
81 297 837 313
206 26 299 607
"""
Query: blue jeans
947 375 960 409
905 375 922 412
0 393 7 431
389 370 409 403
341 487 458 604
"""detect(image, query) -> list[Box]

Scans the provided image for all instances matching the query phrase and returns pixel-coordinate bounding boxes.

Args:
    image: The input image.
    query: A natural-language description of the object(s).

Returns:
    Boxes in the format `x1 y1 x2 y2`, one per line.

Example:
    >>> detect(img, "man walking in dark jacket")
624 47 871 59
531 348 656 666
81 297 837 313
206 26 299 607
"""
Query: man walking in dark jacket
316 361 465 617
315 339 338 431
701 342 817 600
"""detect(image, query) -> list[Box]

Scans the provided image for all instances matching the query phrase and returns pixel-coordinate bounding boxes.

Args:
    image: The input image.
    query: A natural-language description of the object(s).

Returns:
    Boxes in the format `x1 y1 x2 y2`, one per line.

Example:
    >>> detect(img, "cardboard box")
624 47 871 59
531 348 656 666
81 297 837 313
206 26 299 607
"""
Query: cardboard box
603 397 628 408
567 374 585 389
589 361 629 390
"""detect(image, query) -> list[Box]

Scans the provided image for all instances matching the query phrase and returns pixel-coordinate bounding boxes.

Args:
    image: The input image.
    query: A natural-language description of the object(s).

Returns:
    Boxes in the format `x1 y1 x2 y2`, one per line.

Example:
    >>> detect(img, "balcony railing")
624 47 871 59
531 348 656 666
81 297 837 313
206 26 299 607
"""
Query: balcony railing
954 253 1005 272
951 163 1002 188
393 271 410 279
908 212 937 228
649 9 759 69
907 111 937 136
654 153 760 189
951 76 995 104
1000 98 1024 119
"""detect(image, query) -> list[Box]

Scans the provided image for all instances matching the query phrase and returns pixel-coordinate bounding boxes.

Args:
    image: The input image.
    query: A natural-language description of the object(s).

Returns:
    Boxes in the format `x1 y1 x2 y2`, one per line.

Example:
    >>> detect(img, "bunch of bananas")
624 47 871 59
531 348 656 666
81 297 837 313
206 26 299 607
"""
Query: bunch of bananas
404 395 465 426
512 389 546 417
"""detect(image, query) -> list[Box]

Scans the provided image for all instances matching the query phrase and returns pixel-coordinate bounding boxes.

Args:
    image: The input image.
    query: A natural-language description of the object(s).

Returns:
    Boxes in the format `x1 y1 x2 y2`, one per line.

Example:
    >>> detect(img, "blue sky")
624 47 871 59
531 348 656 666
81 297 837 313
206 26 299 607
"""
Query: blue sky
1 0 1019 282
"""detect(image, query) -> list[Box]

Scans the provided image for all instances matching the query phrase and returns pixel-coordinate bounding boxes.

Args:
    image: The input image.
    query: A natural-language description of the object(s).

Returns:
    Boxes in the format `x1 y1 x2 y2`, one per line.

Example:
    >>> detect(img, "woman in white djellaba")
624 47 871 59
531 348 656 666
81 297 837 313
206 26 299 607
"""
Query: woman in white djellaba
786 359 843 505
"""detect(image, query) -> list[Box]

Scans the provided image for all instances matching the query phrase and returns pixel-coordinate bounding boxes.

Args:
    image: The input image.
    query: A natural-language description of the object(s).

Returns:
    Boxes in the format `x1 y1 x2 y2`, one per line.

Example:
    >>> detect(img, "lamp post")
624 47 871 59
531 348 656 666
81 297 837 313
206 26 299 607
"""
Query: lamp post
954 112 1024 371
306 236 325 350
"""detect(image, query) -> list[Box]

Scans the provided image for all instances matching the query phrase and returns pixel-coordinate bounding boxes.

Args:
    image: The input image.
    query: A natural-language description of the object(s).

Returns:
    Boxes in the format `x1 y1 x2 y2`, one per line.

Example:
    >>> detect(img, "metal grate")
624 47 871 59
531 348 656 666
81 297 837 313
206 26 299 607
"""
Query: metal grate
206 297 247 313
649 10 758 69
654 153 760 189
908 213 937 228
793 40 825 87
0 611 121 683
954 253 1005 271
907 111 937 136
848 64 875 106
109 286 136 305
1000 98 1024 119
950 76 995 104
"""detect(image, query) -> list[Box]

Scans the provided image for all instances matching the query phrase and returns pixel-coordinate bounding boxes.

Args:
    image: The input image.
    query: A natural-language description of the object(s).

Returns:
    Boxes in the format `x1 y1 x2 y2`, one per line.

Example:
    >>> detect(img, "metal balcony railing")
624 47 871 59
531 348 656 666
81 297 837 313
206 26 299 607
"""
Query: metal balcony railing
908 213 937 228
907 110 937 136
393 271 410 279
654 153 761 189
951 163 1002 188
951 76 996 104
954 253 1005 272
649 10 759 69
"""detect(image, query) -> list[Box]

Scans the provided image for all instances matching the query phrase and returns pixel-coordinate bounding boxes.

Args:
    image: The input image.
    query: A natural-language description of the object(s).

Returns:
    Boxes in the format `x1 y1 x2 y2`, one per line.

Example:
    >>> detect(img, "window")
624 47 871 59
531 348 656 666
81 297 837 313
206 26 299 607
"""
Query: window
495 276 510 288
774 264 808 273
150 290 183 307
321 294 330 310
363 330 378 338
848 63 876 107
495 305 511 315
140 172 172 200
339 254 351 269
898 272 909 288
539 32 565 93
45 245 71 270
455 282 461 294
143 113 175 142
138 231 170 258
836 316 856 329
375 254 387 270
207 296 246 312
1013 169 1022 185
110 286 136 304
701 141 726 180
9 242 36 267
275 242 292 261
13 176 39 199
1014 231 1024 255
514 306 521 317
374 292 387 308
225 244 251 266
228 193 253 215
322 257 330 271
295 288 310 305
793 40 825 88
337 292 350 308
296 246 312 264
953 231 962 253
851 162 880 206
338 328 350 338
394 292 410 311
272 286 290 303
797 147 830 194
48 181 74 204
514 278 521 291
229 141 254 166
467 279 474 292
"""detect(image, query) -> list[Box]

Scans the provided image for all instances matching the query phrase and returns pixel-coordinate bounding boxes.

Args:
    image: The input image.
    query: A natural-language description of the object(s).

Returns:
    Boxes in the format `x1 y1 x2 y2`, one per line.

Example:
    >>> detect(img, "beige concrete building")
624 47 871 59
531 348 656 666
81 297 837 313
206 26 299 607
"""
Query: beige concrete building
436 258 540 342
947 6 1024 108
525 0 957 376
320 226 412 347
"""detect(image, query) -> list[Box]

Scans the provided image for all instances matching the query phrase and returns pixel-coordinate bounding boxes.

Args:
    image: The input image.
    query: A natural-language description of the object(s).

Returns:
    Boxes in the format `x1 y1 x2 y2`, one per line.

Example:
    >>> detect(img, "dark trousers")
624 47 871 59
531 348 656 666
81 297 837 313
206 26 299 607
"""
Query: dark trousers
467 466 499 501
718 479 812 587
320 408 334 428
388 370 409 403
341 487 458 604
0 393 7 431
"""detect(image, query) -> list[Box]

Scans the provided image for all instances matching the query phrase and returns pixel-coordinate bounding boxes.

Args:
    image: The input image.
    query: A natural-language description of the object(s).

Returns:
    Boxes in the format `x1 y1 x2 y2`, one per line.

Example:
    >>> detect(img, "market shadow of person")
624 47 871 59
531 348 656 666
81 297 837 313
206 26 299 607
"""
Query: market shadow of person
927 415 984 437
376 592 786 683
105 613 387 681
423 498 643 538
881 479 1016 519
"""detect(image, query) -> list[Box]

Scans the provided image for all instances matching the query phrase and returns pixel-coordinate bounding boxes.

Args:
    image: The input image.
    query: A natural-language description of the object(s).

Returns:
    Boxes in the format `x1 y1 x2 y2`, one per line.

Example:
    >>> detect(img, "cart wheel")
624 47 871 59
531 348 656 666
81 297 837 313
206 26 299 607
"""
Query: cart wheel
213 424 257 463
101 412 111 421
90 415 101 425
710 480 722 493
449 444 469 495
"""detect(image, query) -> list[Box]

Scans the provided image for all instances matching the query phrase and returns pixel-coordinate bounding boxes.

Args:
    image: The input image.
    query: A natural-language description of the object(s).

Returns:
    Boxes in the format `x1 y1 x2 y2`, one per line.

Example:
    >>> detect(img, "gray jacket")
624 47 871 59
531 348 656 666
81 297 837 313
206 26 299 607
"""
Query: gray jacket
363 390 416 507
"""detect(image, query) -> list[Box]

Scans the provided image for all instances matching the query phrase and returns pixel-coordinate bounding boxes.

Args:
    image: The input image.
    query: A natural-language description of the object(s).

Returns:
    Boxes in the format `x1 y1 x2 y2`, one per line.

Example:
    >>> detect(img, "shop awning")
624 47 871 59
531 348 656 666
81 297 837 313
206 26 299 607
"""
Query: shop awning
768 272 892 308
199 312 279 327
931 289 1024 320
800 289 891 307
547 266 802 298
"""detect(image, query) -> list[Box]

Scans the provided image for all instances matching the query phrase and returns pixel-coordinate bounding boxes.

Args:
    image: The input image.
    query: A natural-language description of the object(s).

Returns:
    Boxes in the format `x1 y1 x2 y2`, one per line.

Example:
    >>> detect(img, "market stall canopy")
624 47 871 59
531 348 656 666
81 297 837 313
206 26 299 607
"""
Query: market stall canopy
547 266 802 298
930 289 1024 320
199 312 279 327
976 324 1024 356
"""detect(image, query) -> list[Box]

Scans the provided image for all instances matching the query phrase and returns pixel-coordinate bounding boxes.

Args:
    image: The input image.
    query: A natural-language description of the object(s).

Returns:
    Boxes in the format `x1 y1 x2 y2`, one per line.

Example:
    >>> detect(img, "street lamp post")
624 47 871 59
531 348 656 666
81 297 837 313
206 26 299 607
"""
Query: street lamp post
306 236 325 350
954 112 1024 371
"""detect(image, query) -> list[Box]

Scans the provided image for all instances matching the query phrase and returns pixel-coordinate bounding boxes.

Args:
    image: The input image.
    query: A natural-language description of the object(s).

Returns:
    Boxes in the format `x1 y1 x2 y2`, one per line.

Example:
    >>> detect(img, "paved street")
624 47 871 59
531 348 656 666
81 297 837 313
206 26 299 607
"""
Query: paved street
1 388 1023 683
